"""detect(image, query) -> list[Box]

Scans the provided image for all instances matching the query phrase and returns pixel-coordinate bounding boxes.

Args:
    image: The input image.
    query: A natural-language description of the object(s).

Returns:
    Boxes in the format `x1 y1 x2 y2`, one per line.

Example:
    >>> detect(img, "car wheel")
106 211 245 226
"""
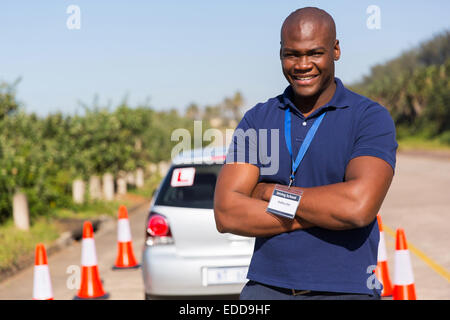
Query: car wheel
144 293 152 300
145 293 162 300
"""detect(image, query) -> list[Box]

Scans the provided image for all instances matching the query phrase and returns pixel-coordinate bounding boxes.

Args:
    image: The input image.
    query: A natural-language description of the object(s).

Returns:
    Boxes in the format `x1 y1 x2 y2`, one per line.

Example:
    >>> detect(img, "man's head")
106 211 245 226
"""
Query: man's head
280 7 340 103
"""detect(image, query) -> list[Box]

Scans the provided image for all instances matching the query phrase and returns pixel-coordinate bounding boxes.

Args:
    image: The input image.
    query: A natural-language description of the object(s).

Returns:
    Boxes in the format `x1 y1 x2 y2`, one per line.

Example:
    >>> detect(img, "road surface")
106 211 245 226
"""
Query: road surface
0 153 449 299
380 152 450 299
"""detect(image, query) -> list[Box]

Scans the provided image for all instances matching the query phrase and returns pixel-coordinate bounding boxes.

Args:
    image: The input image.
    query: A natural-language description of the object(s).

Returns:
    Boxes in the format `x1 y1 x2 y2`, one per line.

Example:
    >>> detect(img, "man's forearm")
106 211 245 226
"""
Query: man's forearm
295 181 370 229
214 191 313 237
259 181 377 230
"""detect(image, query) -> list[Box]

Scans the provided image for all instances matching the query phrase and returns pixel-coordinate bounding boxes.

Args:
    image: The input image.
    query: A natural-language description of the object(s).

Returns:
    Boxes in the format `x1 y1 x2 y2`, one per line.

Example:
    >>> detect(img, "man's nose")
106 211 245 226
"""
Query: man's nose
293 55 312 71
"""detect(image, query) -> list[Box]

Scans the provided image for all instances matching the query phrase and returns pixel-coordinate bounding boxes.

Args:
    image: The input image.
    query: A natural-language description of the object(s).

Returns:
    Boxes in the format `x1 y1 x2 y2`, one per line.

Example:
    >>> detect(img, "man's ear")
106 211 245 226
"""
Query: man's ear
334 39 341 61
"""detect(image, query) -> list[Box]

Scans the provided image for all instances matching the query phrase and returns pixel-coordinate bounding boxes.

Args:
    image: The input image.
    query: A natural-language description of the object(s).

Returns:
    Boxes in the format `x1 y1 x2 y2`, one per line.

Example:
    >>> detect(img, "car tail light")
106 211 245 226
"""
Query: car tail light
145 212 174 246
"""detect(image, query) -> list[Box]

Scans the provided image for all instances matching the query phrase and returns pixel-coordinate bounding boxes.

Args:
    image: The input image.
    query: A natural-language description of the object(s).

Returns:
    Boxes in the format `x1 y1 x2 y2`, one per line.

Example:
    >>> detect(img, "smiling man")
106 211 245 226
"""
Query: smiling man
214 7 398 299
280 8 338 113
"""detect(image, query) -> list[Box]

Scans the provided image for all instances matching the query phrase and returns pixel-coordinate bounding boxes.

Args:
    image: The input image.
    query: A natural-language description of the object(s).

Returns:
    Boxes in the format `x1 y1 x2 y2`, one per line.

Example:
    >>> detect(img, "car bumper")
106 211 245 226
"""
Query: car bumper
142 245 252 296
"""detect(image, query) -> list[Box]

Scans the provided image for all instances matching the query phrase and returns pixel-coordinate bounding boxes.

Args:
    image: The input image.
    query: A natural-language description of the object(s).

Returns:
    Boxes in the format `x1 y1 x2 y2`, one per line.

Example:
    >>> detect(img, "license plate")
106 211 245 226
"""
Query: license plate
202 266 248 286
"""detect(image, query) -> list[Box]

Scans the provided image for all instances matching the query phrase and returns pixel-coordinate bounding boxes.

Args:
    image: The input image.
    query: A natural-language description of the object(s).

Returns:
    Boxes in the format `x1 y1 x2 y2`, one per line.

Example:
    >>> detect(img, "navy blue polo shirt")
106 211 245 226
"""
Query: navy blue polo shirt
225 77 398 295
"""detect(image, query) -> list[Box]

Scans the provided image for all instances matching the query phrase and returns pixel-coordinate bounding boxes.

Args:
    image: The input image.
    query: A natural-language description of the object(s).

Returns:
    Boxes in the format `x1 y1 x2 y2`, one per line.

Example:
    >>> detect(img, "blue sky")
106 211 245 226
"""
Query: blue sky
0 1 449 116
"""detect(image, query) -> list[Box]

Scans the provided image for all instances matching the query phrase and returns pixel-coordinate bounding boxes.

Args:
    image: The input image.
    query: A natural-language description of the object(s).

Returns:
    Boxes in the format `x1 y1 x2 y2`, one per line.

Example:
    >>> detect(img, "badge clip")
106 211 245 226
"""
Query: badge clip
288 174 294 189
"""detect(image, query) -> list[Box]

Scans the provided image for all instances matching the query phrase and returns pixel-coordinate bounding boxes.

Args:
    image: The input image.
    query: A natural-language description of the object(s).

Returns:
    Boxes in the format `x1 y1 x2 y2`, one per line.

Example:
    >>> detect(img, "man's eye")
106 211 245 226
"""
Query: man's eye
312 52 324 56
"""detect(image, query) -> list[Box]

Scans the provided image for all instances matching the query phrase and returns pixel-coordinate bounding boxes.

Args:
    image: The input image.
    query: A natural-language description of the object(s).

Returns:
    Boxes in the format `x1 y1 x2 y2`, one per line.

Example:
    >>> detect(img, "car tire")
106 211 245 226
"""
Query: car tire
145 293 165 300
144 293 154 300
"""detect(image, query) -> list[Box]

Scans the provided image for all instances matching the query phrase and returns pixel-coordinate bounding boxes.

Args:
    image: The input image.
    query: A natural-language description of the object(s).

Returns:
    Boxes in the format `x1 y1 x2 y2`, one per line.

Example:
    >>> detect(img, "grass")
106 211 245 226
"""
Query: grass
127 173 162 198
396 127 450 152
0 217 60 272
51 199 134 220
397 136 450 152
50 173 161 220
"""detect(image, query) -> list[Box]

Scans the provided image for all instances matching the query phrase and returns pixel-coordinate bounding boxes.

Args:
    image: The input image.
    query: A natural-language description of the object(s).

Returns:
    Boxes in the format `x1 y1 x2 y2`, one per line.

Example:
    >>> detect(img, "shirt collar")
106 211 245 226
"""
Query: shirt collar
278 77 350 115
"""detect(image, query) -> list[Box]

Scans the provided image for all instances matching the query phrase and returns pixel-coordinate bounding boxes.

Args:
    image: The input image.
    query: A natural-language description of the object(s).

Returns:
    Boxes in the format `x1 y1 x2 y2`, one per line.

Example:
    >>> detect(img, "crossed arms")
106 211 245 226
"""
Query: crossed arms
213 156 394 237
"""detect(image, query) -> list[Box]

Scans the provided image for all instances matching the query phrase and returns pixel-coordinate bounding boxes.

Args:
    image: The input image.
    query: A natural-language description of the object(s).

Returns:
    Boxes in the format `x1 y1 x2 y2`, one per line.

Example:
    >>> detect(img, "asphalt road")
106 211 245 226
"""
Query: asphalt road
0 153 449 300
379 152 450 299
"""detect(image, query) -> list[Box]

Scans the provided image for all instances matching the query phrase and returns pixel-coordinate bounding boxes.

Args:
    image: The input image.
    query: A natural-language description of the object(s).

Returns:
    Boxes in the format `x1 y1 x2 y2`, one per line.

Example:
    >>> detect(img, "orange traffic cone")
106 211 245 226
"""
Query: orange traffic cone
74 221 109 299
33 243 54 300
113 205 140 269
393 228 416 300
375 215 393 297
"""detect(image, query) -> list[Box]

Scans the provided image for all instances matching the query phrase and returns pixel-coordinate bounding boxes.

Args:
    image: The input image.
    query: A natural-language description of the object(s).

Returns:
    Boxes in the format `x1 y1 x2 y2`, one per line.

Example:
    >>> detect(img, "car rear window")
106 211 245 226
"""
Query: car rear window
154 164 223 209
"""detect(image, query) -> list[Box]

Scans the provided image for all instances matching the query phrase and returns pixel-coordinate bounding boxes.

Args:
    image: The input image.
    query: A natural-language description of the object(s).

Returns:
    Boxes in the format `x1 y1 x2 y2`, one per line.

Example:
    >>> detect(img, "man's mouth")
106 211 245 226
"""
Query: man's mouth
292 74 319 84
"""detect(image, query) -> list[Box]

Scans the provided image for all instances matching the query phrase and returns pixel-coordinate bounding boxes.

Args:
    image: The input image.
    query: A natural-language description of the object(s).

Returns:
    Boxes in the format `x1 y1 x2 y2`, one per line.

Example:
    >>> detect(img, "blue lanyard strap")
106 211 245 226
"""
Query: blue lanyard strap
284 109 326 186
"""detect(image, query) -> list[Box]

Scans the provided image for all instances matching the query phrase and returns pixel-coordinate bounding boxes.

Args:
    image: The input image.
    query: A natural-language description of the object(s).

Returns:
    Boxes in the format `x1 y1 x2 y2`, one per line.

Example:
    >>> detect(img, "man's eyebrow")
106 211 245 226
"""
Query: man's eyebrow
282 47 327 53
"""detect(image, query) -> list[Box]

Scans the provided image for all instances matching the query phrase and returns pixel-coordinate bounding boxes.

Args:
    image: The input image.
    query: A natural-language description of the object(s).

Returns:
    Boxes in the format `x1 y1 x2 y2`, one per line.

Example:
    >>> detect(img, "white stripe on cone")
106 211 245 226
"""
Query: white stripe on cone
394 250 415 285
33 265 53 300
81 238 98 267
377 231 388 262
117 219 132 243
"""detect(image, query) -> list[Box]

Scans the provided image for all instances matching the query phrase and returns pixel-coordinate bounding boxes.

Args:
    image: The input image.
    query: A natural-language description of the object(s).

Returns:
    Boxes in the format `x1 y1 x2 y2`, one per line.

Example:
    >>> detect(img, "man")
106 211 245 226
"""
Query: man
213 7 397 300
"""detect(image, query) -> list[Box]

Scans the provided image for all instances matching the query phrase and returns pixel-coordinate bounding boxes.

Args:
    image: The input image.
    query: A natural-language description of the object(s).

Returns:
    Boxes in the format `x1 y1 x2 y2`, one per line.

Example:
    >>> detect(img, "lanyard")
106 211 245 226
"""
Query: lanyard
284 108 326 188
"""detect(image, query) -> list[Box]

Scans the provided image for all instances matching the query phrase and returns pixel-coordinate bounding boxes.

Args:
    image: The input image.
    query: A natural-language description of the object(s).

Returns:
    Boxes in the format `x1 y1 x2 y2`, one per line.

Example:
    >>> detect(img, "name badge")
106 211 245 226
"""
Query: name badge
266 184 303 220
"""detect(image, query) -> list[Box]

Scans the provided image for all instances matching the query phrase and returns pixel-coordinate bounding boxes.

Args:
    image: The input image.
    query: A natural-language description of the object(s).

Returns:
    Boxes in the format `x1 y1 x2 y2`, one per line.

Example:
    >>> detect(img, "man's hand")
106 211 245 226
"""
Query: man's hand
215 155 392 233
214 163 312 237
289 156 393 230
251 182 315 229
251 156 393 230
250 182 275 201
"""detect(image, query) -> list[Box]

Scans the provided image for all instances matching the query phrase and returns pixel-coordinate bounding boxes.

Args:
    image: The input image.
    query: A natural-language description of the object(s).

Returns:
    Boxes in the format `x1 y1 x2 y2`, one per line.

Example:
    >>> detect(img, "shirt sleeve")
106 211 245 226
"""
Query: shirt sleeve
225 111 261 168
349 103 398 172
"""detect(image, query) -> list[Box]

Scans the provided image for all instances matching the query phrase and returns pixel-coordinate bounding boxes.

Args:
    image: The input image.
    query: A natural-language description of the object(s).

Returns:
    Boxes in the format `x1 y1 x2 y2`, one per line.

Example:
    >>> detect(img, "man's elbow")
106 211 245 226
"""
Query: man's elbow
213 203 230 234
347 201 378 229
348 214 373 229
214 214 227 234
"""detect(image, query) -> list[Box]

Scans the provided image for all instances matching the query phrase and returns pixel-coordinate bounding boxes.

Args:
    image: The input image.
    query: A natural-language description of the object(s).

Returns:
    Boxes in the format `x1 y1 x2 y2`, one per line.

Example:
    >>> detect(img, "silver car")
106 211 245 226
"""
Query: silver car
142 147 254 299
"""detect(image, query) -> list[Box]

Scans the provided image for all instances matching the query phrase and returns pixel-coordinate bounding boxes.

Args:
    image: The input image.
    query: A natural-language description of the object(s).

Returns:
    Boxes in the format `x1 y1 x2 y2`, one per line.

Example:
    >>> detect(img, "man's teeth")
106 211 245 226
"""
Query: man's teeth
295 76 316 80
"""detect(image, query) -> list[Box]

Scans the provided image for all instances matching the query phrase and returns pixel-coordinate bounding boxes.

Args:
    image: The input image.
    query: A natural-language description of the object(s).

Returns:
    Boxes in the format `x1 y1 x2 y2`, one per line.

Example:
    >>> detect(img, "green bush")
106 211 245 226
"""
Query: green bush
351 31 450 139
438 131 450 145
0 84 198 224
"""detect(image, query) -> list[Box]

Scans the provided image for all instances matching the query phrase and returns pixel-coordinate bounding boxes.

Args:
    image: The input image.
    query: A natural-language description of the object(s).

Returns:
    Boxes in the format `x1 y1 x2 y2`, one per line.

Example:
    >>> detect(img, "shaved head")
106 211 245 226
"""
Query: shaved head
279 7 340 113
281 7 336 46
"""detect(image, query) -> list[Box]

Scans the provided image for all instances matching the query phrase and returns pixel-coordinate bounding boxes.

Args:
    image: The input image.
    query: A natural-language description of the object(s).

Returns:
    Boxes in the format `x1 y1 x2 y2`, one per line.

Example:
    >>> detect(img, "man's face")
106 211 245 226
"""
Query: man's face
280 20 340 99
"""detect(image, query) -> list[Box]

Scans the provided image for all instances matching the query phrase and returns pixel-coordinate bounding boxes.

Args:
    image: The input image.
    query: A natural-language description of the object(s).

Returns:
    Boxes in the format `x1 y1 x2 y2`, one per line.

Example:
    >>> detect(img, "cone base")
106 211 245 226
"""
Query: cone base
114 242 139 269
393 284 416 300
76 265 107 299
73 292 110 300
112 264 141 270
